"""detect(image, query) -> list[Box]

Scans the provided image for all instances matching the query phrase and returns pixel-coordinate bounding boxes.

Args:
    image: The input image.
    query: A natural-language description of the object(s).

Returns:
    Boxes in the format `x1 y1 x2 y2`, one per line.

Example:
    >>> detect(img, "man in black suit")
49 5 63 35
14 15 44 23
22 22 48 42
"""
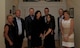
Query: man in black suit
43 7 55 48
25 8 34 48
43 7 55 31
57 8 64 48
13 9 24 48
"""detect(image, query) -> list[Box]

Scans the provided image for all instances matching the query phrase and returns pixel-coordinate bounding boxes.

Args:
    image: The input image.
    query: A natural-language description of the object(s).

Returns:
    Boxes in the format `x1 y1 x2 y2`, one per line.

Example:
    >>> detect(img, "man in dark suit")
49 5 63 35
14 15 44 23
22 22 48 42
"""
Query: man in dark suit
25 8 34 48
57 8 64 48
43 7 55 31
13 9 24 48
43 7 55 48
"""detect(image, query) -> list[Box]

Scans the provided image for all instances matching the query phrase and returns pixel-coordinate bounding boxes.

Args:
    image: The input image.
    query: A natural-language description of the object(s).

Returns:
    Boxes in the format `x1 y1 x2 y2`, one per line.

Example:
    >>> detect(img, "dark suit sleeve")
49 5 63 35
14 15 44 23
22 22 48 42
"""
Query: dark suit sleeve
41 17 45 34
25 17 32 37
13 17 18 37
51 16 55 30
25 17 28 37
21 18 25 38
57 17 60 32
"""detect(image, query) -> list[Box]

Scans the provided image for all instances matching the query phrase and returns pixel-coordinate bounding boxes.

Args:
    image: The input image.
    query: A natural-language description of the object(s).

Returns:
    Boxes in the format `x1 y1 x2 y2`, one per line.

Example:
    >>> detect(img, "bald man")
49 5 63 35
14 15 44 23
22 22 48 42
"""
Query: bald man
13 9 25 48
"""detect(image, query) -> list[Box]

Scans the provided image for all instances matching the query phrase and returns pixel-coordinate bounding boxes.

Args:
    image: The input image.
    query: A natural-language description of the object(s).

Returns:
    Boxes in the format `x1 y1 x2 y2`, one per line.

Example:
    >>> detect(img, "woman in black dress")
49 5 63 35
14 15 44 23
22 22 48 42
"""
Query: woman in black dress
44 14 55 48
4 15 15 48
31 10 44 48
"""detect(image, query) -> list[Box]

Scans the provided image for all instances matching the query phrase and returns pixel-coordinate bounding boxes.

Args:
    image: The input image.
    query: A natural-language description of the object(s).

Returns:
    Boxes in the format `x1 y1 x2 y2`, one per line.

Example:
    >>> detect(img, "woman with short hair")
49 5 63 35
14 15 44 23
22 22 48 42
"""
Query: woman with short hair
4 15 15 48
60 10 74 48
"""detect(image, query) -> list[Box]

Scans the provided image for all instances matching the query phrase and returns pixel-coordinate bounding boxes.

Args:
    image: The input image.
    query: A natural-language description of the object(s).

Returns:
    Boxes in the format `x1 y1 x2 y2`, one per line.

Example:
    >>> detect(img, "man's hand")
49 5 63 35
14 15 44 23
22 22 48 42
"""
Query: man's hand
28 36 31 40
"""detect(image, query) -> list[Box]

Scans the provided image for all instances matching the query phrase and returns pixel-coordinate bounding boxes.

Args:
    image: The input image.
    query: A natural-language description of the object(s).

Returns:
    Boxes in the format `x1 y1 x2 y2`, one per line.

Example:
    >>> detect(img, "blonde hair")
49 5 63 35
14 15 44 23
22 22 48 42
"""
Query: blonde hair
6 15 13 20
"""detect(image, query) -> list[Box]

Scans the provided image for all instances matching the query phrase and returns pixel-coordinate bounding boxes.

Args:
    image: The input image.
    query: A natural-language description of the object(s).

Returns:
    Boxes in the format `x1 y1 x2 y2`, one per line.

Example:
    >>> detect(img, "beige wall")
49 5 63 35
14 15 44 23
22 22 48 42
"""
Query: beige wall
0 0 15 48
67 0 80 48
6 0 14 15
14 0 19 9
6 0 19 15
0 0 80 48
0 0 5 48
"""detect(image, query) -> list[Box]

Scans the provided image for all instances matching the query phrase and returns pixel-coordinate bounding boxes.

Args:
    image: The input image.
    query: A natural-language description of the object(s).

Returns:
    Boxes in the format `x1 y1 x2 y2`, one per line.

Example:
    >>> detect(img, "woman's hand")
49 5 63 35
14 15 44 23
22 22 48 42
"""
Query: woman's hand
9 41 13 46
28 36 31 40
40 33 43 38
43 34 46 40
51 30 53 35
64 36 69 42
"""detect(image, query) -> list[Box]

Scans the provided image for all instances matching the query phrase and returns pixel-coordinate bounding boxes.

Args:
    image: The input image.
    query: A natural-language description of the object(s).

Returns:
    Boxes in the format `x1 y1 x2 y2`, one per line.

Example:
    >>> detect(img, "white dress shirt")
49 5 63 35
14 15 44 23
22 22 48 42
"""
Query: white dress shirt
16 17 22 35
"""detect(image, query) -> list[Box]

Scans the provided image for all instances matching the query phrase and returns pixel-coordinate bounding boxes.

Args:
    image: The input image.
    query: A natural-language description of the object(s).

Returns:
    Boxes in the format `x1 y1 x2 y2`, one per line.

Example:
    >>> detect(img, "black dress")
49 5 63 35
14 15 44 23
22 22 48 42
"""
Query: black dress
31 17 44 47
4 24 15 48
44 22 55 48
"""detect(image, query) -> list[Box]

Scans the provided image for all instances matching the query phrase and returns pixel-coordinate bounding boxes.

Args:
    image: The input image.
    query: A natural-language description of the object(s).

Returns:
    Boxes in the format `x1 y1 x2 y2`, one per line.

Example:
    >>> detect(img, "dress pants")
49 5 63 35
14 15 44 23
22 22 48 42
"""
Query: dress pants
14 35 23 48
58 32 62 48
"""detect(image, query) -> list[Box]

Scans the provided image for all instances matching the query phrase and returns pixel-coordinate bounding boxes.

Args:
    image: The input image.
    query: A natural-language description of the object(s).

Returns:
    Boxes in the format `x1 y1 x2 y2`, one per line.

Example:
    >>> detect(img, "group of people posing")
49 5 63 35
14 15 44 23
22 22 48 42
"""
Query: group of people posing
4 7 74 48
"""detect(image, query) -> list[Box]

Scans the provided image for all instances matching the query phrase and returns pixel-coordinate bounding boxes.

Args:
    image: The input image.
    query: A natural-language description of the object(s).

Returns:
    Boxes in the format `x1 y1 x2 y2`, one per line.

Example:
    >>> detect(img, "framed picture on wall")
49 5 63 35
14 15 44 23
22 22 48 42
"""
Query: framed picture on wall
69 8 74 18
12 5 16 15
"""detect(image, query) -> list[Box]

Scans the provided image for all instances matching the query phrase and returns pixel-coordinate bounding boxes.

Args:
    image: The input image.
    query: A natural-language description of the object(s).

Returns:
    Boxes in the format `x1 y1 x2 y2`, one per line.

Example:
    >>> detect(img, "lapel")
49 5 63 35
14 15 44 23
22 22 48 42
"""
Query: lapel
14 17 23 30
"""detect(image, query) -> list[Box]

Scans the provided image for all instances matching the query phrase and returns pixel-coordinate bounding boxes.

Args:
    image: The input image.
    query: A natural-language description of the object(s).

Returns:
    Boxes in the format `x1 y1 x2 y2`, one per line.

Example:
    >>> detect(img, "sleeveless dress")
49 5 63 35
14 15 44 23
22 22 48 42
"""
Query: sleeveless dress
61 18 74 47
44 22 55 48
4 24 15 48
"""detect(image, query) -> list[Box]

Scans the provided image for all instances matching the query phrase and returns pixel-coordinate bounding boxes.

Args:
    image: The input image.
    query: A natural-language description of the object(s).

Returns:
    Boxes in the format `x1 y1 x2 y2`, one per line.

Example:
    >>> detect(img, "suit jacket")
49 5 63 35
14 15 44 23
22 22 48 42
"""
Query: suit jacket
13 17 25 39
58 17 60 33
57 16 64 33
25 15 34 37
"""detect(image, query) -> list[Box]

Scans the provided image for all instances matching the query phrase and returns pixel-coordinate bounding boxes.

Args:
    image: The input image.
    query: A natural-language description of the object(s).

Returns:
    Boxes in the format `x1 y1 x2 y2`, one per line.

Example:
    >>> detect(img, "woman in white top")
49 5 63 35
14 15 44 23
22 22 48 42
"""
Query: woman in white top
60 10 74 48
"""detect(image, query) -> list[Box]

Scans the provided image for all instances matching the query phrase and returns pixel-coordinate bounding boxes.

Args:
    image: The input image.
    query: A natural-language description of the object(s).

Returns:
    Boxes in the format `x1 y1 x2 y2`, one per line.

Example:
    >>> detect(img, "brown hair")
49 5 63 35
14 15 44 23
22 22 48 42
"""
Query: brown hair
29 8 34 11
63 10 70 15
59 8 63 11
44 7 49 12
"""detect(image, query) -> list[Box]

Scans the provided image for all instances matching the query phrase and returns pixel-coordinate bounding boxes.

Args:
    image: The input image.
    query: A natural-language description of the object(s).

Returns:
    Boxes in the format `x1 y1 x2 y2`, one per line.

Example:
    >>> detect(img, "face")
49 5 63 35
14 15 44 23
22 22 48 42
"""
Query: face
59 9 63 16
44 9 49 15
36 12 41 19
15 10 21 18
64 12 69 19
47 15 51 22
29 9 34 16
7 16 13 23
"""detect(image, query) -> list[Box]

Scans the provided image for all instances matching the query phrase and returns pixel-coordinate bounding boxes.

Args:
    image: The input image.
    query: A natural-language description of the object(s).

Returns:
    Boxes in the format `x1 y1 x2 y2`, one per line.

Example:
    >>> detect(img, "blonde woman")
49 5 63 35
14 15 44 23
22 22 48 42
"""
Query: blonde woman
4 15 15 48
60 10 74 48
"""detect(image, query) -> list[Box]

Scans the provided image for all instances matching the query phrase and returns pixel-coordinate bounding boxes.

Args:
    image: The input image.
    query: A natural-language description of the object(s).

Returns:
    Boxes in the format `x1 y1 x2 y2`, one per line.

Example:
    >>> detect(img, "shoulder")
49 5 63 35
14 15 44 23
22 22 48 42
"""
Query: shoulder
70 18 74 20
42 16 45 18
5 24 9 26
4 24 9 28
21 18 24 21
13 17 16 19
51 15 55 18
50 14 55 19
25 15 30 18
61 19 64 22
25 16 30 20
49 14 54 17
41 16 45 20
13 17 16 21
58 17 60 19
70 18 74 22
